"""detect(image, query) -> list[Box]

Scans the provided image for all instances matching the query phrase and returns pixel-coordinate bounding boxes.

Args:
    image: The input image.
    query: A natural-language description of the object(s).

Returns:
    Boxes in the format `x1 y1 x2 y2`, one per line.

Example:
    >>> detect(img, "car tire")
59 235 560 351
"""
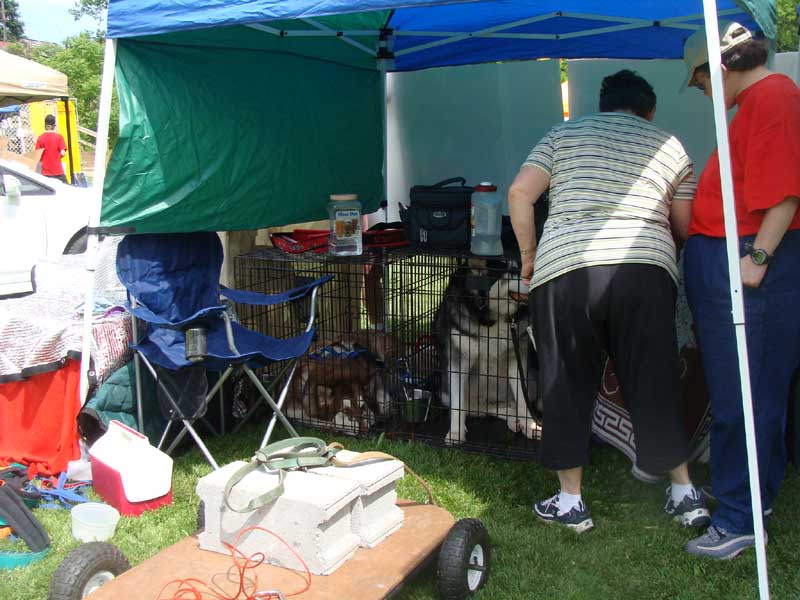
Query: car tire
437 518 491 599
48 542 131 600
64 229 88 254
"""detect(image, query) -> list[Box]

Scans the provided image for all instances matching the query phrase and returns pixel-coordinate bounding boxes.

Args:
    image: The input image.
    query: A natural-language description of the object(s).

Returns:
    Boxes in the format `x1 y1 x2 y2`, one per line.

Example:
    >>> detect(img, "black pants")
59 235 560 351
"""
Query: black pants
532 264 689 474
45 174 68 184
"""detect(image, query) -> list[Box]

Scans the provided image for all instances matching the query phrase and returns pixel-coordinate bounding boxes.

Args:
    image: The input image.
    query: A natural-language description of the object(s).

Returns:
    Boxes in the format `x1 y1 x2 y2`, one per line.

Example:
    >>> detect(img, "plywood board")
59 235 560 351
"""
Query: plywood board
88 501 454 600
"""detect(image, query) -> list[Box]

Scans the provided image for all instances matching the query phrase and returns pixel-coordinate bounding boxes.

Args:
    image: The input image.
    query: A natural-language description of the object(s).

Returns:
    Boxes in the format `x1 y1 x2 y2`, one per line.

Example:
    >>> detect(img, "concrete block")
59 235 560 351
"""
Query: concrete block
197 461 361 575
309 450 405 548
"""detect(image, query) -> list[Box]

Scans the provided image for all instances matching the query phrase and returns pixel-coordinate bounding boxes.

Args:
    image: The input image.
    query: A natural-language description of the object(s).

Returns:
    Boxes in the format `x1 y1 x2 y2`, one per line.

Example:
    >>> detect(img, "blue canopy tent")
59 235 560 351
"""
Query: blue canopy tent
87 1 778 596
96 0 771 234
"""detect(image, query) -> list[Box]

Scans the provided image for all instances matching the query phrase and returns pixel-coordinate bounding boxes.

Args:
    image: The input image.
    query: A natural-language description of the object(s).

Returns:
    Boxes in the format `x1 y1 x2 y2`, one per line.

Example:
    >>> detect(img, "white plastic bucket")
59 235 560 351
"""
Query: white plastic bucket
71 502 120 542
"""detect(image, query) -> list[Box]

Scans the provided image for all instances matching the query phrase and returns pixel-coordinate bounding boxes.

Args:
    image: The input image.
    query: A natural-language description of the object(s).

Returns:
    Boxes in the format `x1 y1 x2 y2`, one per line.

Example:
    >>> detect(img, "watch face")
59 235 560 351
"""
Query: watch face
751 248 769 265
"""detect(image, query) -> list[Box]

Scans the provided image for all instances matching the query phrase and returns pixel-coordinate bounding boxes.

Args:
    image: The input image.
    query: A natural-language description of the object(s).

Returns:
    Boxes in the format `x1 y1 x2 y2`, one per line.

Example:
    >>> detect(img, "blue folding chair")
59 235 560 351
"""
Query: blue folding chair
116 232 331 469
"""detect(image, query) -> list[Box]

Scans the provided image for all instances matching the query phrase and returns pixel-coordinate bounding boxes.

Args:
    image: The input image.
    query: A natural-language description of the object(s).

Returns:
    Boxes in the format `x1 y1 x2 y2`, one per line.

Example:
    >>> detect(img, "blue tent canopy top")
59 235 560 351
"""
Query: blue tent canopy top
108 0 773 72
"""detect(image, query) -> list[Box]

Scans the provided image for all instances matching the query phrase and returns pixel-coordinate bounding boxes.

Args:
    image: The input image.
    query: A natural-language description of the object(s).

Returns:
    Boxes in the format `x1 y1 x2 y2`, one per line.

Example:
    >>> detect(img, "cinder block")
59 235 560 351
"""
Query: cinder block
308 450 405 548
196 461 361 575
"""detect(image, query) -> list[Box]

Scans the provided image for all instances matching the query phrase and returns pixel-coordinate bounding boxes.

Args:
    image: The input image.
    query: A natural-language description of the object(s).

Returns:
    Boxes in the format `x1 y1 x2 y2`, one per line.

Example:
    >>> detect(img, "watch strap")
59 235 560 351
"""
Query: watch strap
744 242 772 265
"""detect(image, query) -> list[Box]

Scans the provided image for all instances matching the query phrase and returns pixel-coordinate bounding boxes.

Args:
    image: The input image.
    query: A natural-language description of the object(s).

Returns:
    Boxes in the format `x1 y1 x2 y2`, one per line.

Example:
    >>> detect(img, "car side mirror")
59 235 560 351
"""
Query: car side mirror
2 175 22 203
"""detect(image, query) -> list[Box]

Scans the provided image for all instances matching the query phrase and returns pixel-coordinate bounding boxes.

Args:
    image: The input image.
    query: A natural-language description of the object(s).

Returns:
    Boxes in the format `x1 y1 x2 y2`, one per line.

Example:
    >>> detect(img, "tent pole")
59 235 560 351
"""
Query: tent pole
380 61 388 211
701 2 769 598
377 27 394 214
62 96 75 184
796 3 800 86
78 38 118 405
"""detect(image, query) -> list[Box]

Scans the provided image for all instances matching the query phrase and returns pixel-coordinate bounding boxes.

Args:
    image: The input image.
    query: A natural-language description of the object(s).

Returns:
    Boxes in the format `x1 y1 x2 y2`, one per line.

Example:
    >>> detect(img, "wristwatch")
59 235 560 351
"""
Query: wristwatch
744 242 772 266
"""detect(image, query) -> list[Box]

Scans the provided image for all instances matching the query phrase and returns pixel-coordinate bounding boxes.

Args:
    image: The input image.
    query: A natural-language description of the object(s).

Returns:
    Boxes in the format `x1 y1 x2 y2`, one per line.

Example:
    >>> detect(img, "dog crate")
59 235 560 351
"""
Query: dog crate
233 246 541 459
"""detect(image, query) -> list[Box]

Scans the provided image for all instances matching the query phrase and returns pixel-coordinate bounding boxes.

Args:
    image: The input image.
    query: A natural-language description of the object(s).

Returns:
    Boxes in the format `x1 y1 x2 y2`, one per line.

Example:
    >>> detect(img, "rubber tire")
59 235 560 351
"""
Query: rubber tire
64 229 88 254
437 518 491 600
48 542 131 600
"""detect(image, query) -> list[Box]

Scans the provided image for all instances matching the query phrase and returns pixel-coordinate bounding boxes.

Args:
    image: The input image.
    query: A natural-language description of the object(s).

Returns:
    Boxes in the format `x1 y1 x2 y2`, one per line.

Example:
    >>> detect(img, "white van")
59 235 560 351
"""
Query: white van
0 158 92 297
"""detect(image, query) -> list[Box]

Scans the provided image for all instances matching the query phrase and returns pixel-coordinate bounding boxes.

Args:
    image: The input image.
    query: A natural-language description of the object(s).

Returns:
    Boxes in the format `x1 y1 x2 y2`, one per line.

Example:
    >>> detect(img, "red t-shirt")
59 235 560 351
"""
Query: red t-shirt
35 130 67 176
689 74 800 238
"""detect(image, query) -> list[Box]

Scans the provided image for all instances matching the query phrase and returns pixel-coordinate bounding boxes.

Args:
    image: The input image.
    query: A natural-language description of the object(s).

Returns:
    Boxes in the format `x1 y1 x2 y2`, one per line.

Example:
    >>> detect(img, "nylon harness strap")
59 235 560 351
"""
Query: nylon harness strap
509 318 530 406
224 437 338 513
224 438 436 513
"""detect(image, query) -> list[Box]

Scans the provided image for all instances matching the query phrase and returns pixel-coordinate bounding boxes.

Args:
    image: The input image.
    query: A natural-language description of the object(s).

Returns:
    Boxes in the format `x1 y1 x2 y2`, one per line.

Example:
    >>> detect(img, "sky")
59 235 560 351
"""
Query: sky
16 0 104 43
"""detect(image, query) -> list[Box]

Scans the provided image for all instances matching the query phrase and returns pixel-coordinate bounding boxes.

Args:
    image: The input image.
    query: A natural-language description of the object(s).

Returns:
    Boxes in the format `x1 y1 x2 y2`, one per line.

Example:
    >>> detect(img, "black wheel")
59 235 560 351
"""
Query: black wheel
48 542 130 600
196 500 205 533
64 229 88 254
437 518 491 599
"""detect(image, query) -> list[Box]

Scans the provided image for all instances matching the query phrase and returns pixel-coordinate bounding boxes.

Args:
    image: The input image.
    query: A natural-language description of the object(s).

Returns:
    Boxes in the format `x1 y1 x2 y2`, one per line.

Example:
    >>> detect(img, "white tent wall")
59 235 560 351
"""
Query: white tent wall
385 59 562 222
775 51 800 84
567 59 718 172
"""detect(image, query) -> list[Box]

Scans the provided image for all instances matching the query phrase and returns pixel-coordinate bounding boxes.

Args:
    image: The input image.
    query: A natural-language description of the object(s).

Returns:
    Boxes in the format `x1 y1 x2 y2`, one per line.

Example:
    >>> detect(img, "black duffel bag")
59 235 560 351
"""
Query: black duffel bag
401 177 474 250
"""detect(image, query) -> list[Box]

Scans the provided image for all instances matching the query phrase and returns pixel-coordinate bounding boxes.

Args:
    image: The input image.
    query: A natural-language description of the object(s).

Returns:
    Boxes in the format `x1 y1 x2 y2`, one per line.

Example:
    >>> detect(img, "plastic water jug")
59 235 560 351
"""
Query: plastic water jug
328 193 363 256
471 182 503 256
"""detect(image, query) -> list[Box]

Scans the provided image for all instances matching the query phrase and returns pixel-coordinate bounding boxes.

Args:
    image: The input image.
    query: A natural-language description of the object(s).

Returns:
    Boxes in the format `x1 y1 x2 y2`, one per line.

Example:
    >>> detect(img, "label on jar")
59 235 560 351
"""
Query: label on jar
334 209 360 239
470 202 476 237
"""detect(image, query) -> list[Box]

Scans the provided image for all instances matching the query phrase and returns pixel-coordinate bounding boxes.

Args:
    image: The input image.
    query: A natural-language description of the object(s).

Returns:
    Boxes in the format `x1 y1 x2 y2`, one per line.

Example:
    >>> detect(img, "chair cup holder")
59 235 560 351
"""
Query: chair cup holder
184 326 209 363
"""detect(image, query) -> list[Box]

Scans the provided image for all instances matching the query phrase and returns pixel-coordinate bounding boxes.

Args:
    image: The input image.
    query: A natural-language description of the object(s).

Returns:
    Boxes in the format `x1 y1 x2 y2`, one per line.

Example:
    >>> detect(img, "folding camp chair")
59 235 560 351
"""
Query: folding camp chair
116 232 331 470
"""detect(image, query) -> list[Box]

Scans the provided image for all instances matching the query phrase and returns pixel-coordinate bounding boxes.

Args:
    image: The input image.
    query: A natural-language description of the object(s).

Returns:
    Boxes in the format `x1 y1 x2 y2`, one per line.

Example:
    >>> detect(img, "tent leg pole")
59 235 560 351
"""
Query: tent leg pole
701 3 769 598
62 96 75 184
79 38 118 406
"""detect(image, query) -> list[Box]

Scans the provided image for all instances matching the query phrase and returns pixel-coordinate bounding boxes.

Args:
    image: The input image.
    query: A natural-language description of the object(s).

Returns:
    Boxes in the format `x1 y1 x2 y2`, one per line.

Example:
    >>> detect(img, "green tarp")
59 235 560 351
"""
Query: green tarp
101 23 385 233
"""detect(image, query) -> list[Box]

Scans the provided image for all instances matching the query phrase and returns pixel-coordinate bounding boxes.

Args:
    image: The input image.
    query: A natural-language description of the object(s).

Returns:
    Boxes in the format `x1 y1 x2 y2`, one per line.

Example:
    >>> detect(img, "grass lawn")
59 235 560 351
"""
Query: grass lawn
2 422 798 600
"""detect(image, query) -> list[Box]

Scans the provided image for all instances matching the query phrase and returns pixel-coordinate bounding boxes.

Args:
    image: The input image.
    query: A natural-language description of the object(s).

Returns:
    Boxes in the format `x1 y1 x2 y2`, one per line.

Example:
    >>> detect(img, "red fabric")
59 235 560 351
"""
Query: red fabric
689 74 800 238
35 131 67 176
0 360 82 477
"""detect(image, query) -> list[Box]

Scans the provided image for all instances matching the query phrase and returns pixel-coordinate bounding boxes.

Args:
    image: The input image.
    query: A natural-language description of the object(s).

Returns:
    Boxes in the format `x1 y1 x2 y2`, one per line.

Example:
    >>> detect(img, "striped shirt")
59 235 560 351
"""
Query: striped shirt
524 112 696 290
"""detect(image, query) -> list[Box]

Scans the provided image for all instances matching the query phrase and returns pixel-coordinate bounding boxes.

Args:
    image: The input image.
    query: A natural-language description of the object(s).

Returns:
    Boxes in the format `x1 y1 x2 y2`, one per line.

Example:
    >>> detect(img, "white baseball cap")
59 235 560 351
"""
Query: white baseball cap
680 21 753 91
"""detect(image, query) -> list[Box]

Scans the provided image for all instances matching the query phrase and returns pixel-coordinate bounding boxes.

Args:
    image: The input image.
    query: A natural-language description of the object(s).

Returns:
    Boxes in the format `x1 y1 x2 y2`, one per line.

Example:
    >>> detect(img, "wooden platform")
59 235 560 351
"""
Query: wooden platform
88 501 454 599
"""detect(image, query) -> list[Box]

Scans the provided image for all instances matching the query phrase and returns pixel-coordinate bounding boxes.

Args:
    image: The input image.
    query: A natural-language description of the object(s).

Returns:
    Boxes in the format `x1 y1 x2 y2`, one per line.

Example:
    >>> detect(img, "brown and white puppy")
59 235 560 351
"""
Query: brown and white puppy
289 331 392 431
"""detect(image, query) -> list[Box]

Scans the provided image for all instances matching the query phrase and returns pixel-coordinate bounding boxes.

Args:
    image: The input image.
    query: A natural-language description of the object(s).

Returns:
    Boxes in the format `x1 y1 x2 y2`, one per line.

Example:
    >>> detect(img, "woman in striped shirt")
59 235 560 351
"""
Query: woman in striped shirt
509 69 707 534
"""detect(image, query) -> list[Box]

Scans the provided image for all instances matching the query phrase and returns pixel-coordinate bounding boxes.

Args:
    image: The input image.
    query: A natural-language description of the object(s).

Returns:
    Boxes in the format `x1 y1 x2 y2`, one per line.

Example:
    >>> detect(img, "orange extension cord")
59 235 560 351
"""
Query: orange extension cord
155 526 312 600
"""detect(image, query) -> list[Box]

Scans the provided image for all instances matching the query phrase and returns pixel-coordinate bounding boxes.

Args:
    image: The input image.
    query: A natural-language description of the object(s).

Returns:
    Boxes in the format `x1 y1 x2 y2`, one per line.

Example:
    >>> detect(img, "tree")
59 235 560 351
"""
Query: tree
70 0 107 22
777 0 799 53
30 33 119 148
1 0 25 41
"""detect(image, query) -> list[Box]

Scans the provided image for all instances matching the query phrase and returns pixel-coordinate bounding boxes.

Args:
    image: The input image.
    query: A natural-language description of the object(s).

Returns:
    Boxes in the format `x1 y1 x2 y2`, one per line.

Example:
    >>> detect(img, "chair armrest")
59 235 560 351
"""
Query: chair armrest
220 274 333 306
126 303 227 329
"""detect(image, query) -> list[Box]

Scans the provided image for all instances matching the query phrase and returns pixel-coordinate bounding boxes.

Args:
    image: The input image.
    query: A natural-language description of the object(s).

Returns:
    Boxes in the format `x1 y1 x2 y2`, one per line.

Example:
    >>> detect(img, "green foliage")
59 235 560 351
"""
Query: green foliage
5 40 28 57
777 0 799 52
70 0 108 22
1 0 24 40
28 33 119 148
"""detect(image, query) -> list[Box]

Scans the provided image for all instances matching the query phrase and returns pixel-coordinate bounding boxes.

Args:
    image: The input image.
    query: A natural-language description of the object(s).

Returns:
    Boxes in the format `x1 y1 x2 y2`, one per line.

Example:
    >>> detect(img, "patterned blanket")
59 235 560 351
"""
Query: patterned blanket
0 245 131 387
592 346 711 481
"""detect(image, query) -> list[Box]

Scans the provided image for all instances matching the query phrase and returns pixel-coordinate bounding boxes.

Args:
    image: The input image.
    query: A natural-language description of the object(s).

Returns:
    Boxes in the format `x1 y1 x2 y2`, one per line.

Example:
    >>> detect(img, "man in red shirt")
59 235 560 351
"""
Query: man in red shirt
35 114 67 183
677 21 800 560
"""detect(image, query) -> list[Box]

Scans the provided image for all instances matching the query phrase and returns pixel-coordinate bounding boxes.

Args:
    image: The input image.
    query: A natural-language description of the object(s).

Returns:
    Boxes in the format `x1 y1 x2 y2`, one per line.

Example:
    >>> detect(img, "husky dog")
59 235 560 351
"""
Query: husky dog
434 259 540 445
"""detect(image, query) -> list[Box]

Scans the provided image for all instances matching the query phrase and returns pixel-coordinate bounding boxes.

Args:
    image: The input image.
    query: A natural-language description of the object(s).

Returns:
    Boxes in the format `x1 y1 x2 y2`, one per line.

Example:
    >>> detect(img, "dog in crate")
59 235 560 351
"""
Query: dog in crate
434 258 540 445
287 331 391 434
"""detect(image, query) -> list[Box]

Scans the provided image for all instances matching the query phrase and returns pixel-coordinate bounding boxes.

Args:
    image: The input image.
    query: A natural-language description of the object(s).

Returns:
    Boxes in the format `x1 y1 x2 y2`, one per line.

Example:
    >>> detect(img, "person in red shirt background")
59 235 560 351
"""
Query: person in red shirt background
675 22 800 560
36 114 67 183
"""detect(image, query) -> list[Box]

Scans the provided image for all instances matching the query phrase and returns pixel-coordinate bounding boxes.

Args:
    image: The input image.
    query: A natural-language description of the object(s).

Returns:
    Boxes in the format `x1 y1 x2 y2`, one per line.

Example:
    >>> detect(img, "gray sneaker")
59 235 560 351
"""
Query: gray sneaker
664 488 711 528
533 493 594 534
686 525 765 560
